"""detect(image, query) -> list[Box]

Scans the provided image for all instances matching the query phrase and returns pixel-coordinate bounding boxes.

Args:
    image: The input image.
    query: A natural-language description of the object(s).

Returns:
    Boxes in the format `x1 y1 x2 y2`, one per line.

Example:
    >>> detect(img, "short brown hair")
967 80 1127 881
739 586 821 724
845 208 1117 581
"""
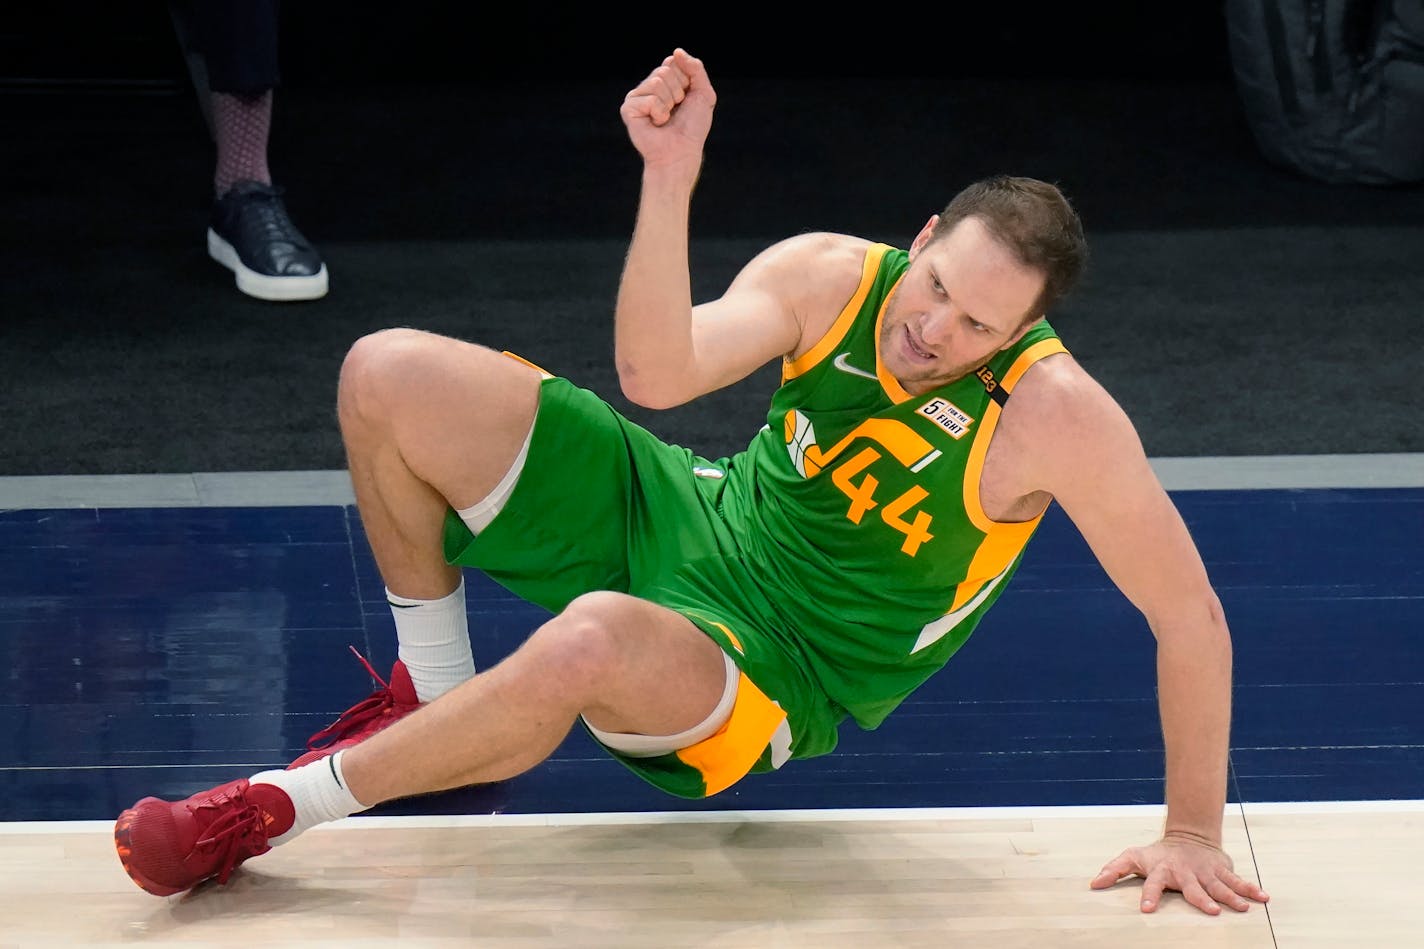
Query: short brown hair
933 175 1087 322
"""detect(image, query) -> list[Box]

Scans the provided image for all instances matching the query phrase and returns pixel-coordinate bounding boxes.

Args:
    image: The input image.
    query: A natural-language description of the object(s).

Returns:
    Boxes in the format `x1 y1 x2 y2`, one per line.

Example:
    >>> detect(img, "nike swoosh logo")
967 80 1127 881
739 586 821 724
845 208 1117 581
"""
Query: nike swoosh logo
832 352 878 380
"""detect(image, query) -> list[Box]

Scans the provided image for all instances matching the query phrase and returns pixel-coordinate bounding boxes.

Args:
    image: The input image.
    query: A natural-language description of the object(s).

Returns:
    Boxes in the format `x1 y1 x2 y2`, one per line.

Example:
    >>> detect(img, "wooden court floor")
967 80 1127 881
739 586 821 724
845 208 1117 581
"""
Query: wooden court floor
2 802 1419 948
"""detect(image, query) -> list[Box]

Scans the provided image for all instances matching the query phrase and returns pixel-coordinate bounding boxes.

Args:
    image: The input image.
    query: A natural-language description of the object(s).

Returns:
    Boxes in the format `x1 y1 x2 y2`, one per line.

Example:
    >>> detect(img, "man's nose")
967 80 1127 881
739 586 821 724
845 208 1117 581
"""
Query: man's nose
919 308 956 344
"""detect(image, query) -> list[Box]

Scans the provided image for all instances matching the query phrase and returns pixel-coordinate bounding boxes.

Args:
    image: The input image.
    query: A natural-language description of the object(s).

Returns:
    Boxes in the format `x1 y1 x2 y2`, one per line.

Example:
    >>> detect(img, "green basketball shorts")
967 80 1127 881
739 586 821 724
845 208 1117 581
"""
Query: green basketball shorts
441 369 844 799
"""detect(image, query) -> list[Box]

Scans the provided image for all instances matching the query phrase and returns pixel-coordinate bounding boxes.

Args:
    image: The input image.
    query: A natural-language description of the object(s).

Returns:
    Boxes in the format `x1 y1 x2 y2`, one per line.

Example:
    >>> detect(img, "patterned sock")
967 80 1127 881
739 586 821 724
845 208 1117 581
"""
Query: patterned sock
252 751 368 847
389 579 476 703
212 89 273 197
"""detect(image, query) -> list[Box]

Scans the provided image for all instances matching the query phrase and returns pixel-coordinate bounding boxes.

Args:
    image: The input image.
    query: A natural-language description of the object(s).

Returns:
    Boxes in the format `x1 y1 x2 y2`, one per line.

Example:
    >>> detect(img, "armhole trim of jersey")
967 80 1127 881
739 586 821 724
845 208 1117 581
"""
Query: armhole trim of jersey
782 243 890 381
501 350 556 379
961 337 1069 535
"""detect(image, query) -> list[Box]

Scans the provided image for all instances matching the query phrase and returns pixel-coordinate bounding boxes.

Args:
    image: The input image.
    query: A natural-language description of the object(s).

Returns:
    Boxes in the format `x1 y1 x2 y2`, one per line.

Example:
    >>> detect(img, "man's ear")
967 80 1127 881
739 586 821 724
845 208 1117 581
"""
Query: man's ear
907 215 941 258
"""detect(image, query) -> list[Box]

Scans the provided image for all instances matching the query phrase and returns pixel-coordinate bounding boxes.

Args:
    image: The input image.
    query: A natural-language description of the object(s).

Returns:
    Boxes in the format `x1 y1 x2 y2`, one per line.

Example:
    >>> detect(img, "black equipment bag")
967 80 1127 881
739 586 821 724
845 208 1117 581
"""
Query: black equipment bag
1225 0 1424 184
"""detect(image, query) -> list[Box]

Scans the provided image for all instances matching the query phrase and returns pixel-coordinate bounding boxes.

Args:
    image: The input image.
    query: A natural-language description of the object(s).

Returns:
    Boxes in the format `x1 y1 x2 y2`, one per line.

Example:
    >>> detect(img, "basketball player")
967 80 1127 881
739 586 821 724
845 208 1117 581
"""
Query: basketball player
114 48 1269 917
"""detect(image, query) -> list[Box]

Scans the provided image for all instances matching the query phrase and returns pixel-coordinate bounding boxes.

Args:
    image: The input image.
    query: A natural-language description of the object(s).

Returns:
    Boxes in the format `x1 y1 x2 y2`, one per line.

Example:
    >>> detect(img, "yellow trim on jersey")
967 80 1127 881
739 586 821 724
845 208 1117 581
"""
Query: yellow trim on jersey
675 670 788 796
783 243 892 381
949 338 1068 611
963 338 1067 533
949 517 1041 612
1000 337 1066 391
707 620 744 655
871 278 914 404
501 350 555 379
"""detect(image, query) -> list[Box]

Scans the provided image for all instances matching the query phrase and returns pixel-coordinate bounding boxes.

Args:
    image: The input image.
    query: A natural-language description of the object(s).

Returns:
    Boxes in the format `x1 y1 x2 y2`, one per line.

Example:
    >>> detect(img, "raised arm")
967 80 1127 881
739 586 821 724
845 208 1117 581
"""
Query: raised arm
1007 358 1270 915
613 48 804 409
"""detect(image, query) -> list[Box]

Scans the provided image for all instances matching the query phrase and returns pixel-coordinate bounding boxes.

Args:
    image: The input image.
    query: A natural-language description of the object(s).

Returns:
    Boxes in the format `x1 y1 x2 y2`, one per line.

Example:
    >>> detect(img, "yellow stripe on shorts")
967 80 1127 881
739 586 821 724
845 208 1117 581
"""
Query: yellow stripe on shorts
675 670 789 796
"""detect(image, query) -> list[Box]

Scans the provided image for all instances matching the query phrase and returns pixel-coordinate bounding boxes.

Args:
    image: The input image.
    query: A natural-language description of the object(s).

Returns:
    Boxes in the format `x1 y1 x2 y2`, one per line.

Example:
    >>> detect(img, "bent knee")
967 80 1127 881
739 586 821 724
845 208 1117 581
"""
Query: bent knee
339 330 538 420
532 593 631 690
554 591 634 647
340 328 439 405
542 590 722 681
339 328 481 426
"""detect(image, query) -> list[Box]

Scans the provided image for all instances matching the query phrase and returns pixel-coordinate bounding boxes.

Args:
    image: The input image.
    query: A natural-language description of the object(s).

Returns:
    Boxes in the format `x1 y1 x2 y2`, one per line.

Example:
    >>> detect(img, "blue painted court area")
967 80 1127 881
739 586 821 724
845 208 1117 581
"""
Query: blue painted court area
1 487 1420 822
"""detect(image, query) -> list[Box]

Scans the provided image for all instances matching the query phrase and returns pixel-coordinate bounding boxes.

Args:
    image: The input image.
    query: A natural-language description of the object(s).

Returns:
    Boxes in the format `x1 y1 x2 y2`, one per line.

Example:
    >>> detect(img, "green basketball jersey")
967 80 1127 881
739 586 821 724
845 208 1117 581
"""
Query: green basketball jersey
716 242 1068 730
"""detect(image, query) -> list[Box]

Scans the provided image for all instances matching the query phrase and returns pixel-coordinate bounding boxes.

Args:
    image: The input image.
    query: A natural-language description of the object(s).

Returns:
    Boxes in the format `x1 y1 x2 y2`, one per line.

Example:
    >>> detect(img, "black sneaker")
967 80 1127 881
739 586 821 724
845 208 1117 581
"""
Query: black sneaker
207 180 329 301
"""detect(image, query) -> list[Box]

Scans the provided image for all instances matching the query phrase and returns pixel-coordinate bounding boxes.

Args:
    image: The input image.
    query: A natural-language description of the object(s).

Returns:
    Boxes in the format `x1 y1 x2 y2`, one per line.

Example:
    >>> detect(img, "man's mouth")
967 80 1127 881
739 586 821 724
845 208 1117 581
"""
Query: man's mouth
905 327 934 361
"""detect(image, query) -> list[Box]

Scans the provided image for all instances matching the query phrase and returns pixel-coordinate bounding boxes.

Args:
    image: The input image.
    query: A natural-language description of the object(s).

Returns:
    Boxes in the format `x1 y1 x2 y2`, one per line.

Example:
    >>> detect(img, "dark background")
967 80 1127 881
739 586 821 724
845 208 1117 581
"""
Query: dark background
2 3 1421 475
2 5 1237 85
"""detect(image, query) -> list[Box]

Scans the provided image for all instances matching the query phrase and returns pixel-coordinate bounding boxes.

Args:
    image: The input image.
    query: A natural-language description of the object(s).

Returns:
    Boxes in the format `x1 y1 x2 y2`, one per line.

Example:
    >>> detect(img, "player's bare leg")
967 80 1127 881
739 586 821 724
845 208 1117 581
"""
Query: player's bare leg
114 589 730 896
340 590 731 803
275 328 552 769
337 327 543 599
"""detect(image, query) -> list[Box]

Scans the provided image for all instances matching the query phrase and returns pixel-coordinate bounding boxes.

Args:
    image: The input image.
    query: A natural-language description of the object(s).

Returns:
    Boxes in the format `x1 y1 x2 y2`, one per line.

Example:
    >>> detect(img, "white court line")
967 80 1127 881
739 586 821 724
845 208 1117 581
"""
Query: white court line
0 453 1422 509
7 799 1423 835
0 470 356 509
2 453 1424 510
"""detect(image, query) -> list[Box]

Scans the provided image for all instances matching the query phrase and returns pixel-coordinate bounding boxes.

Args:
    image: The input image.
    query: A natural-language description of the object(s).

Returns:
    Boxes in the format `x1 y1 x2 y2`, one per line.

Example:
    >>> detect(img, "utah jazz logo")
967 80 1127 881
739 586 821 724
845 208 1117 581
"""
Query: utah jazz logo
784 410 940 556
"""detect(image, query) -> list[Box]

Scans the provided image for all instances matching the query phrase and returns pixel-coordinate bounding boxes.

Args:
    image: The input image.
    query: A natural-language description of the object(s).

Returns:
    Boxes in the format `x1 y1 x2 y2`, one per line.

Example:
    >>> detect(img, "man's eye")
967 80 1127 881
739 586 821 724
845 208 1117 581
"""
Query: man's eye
971 321 989 333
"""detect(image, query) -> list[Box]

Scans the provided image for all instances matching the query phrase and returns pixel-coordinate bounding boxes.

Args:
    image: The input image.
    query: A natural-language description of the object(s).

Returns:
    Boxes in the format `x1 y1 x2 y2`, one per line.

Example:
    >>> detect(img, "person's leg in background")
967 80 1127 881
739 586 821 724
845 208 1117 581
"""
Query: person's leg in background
171 0 329 301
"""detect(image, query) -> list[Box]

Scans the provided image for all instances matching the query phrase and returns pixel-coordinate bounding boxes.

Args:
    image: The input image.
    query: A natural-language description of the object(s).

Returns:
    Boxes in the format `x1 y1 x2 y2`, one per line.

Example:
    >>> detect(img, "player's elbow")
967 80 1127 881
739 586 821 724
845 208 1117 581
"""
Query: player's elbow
617 367 689 410
1145 589 1231 645
621 383 684 410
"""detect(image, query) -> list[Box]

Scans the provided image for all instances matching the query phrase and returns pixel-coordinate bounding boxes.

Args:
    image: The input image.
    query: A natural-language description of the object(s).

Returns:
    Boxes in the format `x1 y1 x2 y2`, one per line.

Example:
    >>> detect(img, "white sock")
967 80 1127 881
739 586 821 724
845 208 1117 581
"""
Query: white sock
388 579 476 703
253 751 368 847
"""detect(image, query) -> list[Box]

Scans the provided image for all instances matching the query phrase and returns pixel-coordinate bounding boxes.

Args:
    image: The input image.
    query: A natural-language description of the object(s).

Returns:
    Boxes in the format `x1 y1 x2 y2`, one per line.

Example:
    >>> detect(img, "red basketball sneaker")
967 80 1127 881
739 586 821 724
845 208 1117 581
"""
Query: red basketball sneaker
288 646 421 769
114 778 295 896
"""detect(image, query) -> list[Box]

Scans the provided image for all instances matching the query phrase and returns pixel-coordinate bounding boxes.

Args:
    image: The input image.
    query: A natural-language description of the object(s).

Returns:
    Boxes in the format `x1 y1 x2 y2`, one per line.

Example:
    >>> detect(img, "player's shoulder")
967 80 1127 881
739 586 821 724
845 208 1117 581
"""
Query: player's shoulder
753 231 876 269
743 232 878 306
1015 348 1093 399
993 351 1148 496
1008 350 1140 449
